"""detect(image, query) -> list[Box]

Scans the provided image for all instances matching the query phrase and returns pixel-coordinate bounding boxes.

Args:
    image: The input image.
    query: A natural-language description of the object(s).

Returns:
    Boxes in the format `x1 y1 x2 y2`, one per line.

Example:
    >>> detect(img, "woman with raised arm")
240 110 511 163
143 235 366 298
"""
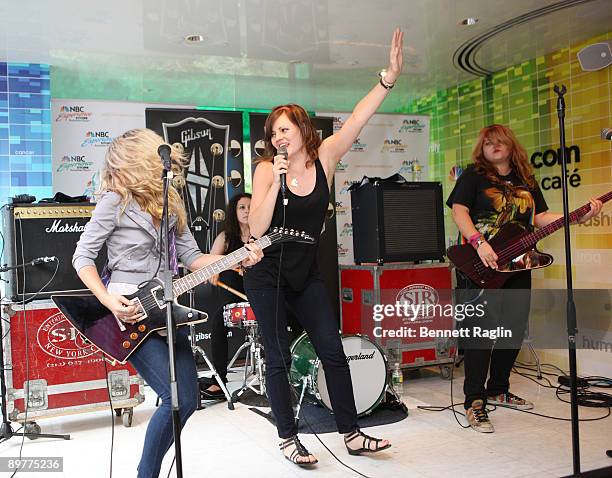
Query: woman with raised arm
244 29 403 467
72 129 262 478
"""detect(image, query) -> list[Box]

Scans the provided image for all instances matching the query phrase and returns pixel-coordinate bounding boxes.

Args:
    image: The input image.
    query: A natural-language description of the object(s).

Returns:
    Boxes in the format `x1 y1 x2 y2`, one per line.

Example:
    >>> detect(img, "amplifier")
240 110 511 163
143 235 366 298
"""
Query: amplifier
350 177 445 264
1 203 107 301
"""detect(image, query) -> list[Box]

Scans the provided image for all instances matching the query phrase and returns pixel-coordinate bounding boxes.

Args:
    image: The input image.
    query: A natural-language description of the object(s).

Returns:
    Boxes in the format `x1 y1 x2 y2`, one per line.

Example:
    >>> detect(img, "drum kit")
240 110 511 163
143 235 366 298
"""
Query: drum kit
222 301 401 415
223 302 267 403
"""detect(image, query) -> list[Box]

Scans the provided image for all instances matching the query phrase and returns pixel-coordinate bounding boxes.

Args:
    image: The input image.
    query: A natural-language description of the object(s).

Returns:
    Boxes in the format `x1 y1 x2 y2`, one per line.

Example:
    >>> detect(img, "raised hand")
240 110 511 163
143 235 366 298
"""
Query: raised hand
384 28 404 84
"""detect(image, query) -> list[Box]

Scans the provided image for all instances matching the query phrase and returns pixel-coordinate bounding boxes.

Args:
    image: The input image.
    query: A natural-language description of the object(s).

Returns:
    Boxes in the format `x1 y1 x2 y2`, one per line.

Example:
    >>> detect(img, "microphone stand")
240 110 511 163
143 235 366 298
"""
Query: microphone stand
554 84 581 475
160 160 184 477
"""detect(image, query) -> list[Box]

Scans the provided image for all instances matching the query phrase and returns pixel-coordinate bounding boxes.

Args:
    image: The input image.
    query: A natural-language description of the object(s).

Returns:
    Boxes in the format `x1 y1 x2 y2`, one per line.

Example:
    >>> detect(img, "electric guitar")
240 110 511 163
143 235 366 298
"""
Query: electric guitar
52 227 315 364
446 191 611 289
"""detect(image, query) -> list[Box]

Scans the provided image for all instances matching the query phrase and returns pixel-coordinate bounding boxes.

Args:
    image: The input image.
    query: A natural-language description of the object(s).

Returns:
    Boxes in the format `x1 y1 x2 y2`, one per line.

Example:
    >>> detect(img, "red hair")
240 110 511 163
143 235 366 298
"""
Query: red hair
472 124 536 189
257 104 321 168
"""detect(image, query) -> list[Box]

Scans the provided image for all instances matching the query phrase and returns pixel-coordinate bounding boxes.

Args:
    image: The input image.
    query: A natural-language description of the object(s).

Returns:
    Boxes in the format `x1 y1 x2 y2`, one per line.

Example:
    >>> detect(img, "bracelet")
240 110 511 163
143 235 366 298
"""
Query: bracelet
468 232 481 243
379 77 395 90
468 232 482 249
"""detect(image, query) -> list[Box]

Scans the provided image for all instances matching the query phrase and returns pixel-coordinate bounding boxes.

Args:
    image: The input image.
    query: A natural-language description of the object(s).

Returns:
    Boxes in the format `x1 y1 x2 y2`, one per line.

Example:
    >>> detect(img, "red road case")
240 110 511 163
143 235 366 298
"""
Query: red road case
1 300 144 429
340 263 456 377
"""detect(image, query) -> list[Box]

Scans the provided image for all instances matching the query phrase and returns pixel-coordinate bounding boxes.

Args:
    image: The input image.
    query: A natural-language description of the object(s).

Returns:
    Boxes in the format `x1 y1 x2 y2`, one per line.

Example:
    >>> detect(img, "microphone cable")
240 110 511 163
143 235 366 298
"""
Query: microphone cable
273 184 373 478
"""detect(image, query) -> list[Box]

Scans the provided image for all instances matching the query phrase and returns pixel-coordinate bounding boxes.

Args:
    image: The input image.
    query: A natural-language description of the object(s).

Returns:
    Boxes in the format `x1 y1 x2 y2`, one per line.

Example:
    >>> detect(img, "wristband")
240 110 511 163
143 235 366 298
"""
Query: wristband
468 232 481 247
468 232 481 243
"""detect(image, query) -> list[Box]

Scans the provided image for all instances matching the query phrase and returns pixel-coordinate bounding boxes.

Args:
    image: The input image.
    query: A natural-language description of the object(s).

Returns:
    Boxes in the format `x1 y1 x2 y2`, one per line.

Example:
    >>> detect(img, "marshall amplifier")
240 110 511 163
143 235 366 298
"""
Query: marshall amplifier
350 176 445 264
1 203 107 301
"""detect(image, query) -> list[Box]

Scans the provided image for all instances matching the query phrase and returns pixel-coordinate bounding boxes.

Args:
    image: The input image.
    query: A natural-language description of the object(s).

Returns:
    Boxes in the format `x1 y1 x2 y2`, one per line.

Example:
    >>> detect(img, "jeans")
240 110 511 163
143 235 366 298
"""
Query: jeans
129 328 199 478
246 278 358 439
456 271 532 409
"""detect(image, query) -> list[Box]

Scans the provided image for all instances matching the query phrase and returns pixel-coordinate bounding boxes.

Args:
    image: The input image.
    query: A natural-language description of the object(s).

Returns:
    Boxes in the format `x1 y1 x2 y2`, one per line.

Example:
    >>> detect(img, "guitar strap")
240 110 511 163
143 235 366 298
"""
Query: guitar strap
100 226 179 287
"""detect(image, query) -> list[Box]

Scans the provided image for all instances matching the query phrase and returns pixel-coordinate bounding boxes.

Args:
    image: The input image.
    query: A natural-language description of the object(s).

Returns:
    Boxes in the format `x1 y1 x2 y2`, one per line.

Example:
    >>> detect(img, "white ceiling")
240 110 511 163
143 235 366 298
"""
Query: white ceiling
0 0 610 99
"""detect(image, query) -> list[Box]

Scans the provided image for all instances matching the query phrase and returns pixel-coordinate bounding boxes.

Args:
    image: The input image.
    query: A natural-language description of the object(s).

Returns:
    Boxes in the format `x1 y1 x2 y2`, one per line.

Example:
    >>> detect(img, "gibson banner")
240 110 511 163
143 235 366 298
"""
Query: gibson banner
146 108 245 253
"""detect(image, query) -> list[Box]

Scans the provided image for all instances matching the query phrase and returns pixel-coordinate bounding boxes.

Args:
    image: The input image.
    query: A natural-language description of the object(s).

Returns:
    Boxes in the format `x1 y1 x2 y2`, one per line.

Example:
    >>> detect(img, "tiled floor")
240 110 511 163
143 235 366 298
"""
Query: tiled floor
1 365 611 477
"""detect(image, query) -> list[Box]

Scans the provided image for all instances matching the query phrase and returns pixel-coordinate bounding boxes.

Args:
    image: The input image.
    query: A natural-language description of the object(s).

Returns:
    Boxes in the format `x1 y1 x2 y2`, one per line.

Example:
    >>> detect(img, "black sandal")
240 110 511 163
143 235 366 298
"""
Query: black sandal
279 435 318 467
344 429 391 456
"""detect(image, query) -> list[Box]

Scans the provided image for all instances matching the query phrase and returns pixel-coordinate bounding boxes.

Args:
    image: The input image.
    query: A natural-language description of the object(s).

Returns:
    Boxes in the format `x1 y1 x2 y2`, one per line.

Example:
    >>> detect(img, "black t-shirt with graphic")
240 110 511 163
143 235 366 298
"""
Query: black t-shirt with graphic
446 165 548 242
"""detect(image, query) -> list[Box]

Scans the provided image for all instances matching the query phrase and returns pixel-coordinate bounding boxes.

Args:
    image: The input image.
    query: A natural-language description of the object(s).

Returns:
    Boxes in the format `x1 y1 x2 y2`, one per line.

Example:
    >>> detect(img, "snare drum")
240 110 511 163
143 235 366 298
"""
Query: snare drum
223 302 257 329
290 333 388 416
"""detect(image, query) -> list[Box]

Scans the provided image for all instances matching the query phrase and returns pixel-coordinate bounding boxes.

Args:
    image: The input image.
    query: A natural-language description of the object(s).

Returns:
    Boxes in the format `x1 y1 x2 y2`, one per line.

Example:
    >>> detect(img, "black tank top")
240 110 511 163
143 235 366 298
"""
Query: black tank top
244 158 329 291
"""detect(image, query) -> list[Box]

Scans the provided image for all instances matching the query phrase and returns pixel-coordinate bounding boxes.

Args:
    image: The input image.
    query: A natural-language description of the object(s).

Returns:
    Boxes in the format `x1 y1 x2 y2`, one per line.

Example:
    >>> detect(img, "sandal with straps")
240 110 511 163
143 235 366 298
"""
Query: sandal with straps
279 435 318 467
344 429 392 456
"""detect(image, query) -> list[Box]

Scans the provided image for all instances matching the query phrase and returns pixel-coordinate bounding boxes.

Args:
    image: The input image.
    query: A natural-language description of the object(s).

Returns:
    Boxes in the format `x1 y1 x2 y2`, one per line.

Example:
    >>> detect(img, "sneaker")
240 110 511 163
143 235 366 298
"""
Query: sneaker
466 399 494 433
488 392 533 410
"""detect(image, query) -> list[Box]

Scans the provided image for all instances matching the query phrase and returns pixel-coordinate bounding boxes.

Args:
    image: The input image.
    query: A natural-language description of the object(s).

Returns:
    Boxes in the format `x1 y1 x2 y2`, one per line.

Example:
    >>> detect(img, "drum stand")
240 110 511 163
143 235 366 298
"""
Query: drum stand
230 324 267 404
185 290 234 410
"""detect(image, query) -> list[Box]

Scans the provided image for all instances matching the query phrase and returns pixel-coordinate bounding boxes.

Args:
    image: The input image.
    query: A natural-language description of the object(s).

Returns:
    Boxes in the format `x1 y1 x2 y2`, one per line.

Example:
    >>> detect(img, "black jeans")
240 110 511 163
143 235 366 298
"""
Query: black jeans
246 278 359 439
456 270 532 409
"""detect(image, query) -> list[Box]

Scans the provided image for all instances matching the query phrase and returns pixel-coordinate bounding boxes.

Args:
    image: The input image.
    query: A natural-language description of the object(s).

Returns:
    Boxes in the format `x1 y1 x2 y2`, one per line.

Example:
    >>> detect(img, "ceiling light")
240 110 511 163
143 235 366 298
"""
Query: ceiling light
184 34 205 43
459 17 479 26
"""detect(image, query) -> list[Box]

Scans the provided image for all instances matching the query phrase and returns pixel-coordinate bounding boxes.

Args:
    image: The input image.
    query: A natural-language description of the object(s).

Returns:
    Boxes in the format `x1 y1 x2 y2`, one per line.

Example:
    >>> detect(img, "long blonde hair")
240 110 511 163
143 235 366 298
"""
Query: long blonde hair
99 128 189 232
472 124 536 189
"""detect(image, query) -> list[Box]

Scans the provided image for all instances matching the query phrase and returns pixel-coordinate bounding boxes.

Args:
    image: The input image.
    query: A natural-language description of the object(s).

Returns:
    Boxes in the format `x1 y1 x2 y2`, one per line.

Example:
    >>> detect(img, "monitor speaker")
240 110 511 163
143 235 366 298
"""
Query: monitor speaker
350 176 445 264
1 203 107 301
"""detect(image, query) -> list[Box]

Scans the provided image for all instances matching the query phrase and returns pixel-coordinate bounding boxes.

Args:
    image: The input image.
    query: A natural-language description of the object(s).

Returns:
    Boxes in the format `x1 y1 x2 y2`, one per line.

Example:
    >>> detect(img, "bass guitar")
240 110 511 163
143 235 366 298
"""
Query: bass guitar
446 191 611 288
52 227 314 363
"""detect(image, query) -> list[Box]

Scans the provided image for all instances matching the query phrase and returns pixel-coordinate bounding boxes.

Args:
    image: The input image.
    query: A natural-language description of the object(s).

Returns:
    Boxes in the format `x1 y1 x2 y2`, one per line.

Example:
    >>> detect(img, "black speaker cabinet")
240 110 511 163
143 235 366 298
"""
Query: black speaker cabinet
1 203 107 301
350 177 445 264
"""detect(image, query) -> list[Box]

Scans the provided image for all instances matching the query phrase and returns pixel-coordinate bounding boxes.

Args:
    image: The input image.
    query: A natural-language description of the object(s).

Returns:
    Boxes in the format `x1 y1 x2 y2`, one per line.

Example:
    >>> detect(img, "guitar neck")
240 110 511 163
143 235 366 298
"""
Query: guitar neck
498 190 612 264
172 236 270 297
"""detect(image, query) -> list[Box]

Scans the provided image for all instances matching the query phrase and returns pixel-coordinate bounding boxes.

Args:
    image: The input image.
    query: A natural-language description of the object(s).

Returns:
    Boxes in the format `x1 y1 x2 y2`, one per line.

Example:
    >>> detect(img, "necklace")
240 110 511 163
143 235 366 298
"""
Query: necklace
290 177 299 187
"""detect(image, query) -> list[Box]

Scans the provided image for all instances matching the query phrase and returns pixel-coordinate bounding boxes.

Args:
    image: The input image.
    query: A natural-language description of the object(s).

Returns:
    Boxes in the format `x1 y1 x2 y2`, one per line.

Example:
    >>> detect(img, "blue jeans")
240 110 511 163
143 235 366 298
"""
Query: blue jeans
129 328 199 478
246 279 358 438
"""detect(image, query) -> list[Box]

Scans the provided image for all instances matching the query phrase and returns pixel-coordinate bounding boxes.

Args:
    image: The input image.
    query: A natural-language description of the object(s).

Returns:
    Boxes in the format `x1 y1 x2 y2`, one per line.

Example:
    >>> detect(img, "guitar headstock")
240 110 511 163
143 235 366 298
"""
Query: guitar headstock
267 227 315 245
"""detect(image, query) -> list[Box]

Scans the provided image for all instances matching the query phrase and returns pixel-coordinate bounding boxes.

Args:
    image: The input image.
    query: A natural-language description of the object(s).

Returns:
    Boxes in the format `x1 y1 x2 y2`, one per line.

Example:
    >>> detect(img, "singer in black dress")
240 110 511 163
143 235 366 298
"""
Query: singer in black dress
244 28 404 468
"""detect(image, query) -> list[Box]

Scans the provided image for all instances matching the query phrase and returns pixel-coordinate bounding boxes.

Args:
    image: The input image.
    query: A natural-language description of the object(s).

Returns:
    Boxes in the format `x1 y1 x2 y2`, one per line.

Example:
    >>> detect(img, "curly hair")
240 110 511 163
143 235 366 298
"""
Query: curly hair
256 104 321 168
472 124 536 189
222 193 251 253
99 128 190 232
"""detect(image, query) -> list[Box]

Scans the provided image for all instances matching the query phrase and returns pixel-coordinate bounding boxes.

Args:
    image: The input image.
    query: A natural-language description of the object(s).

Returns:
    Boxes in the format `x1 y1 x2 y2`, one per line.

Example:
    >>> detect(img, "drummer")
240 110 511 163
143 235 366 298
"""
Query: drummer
203 193 252 399
243 26 402 469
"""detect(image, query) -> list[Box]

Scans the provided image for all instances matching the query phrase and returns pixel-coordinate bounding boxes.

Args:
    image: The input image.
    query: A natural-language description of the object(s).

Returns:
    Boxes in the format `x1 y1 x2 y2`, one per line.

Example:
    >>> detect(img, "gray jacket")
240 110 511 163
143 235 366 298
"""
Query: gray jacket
73 191 203 285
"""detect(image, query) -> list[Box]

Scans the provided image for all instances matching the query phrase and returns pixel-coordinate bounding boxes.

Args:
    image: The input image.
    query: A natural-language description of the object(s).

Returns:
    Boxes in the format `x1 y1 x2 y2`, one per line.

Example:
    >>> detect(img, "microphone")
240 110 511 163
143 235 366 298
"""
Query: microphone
157 144 172 171
278 144 288 198
32 256 57 265
602 128 612 140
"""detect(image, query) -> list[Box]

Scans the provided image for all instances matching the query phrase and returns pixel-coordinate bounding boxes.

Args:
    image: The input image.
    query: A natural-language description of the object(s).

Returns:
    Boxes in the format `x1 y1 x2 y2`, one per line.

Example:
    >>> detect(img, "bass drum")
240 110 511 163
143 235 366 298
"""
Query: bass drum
290 333 388 416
